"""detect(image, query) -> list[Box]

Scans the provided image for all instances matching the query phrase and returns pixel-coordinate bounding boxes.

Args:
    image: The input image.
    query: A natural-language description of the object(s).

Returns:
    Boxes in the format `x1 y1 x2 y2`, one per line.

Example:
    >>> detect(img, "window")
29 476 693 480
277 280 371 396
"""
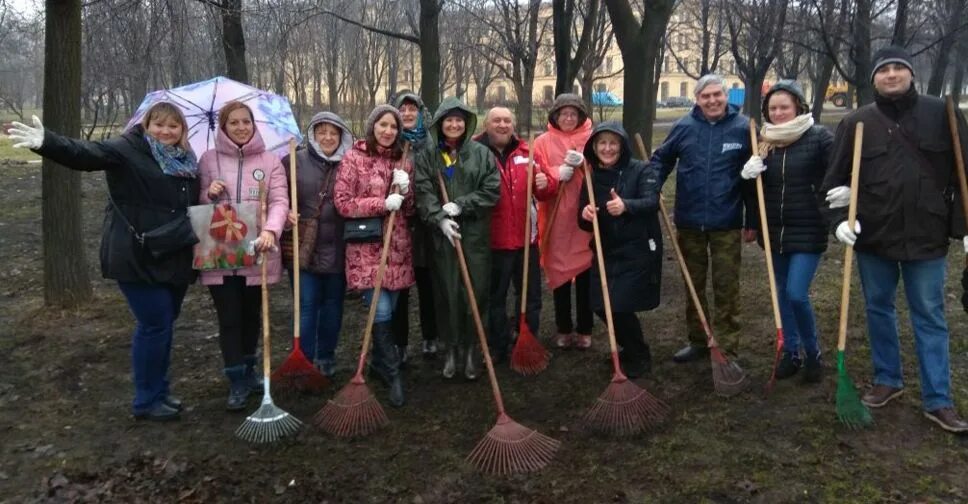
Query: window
605 57 613 73
543 85 553 102
595 83 607 92
665 57 673 73
660 81 669 100
680 82 688 97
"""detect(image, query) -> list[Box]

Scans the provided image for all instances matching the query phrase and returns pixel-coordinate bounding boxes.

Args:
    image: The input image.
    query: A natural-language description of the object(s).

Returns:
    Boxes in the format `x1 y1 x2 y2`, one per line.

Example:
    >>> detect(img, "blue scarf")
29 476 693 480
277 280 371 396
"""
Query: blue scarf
401 113 427 145
145 134 198 178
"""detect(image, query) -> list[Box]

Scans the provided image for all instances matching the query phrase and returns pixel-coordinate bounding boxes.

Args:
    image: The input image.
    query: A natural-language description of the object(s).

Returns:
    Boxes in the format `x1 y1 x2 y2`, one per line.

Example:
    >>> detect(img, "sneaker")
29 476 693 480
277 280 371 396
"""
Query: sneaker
162 396 184 411
574 334 592 350
861 384 904 408
553 333 574 349
226 384 251 411
672 344 709 363
134 402 180 422
422 340 438 359
802 351 823 384
775 351 801 380
923 407 968 434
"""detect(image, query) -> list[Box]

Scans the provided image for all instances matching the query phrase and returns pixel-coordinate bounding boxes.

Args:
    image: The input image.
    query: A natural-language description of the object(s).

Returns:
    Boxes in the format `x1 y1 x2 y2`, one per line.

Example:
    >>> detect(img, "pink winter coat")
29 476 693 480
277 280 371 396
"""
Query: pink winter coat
534 118 594 290
333 140 415 292
197 128 289 286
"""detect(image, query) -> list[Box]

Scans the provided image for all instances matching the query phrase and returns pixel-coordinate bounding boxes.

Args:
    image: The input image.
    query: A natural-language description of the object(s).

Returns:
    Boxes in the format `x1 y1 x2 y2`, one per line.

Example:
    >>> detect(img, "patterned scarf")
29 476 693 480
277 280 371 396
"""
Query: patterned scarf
145 134 198 178
402 113 427 145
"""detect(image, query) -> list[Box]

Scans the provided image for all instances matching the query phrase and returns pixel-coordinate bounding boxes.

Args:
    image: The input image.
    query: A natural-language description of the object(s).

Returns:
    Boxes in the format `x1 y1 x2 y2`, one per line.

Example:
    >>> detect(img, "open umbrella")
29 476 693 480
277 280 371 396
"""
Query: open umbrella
125 76 302 156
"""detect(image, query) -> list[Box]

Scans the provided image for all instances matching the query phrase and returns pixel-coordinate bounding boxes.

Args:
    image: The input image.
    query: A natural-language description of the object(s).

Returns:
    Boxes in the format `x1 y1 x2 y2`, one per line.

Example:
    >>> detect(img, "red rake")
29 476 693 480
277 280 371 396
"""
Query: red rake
634 133 747 398
437 172 560 474
511 132 550 375
314 145 410 437
749 121 786 396
273 139 329 394
578 163 669 435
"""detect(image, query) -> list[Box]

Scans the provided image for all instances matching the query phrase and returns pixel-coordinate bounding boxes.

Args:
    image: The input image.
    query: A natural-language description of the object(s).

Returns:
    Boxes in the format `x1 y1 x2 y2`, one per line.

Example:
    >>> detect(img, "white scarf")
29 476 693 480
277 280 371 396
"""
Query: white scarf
758 113 814 155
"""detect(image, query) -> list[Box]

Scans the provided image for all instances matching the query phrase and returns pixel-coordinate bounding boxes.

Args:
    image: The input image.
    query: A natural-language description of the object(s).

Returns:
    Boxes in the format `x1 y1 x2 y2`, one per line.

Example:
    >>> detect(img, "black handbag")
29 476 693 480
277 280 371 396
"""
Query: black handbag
109 193 199 260
342 217 384 243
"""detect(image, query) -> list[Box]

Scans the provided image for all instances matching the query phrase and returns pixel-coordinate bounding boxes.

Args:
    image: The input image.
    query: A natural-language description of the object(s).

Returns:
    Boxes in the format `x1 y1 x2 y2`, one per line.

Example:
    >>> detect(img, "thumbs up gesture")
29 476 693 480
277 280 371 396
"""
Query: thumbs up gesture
605 188 625 216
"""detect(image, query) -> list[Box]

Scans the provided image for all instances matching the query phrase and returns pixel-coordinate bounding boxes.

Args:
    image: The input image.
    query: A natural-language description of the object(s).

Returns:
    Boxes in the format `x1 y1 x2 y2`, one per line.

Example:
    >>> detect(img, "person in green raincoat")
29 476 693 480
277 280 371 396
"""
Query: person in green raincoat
414 97 500 380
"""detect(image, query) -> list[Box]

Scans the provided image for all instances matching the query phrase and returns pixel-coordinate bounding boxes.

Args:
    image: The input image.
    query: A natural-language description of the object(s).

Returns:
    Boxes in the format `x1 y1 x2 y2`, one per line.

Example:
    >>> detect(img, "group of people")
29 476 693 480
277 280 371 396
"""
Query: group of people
7 45 966 434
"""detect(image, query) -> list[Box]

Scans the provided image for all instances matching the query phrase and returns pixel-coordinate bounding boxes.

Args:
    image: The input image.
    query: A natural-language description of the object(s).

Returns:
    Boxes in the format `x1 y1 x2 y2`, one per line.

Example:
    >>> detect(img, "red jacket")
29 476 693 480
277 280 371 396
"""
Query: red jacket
475 134 556 250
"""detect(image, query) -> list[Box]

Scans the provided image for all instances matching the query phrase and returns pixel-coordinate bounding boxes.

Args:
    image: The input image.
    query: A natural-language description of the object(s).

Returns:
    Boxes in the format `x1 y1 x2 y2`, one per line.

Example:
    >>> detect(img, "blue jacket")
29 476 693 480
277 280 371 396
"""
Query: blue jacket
649 104 756 231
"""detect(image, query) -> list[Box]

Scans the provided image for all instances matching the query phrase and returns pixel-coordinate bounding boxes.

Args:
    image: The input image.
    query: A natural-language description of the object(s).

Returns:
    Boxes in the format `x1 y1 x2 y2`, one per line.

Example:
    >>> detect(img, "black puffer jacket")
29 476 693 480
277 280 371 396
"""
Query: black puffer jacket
577 121 663 313
759 125 834 254
36 126 200 285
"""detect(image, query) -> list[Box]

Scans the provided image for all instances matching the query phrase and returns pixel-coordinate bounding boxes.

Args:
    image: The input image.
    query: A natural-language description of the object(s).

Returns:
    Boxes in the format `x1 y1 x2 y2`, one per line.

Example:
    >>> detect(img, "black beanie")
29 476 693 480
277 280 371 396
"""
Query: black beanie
870 46 914 83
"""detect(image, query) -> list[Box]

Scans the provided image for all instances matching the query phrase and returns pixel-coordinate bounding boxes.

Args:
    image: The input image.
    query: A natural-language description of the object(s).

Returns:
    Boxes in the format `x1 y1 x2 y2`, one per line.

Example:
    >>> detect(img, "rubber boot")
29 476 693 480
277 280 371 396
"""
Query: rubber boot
224 365 251 411
442 346 457 379
371 322 405 408
464 344 479 381
243 355 263 392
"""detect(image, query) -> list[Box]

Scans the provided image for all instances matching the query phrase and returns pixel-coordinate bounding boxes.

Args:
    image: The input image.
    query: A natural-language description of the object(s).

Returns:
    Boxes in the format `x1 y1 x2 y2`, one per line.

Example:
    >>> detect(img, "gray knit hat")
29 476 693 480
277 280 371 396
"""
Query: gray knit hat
364 104 402 137
870 46 915 83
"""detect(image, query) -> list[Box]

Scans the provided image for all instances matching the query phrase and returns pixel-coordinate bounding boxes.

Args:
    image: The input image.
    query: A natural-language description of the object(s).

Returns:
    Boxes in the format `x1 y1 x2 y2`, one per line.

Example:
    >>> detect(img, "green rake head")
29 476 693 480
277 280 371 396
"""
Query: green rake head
835 351 873 430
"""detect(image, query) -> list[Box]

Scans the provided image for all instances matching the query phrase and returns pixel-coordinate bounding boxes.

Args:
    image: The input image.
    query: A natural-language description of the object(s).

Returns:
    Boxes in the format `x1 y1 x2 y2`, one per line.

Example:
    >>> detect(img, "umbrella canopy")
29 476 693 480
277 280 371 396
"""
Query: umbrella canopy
125 76 302 157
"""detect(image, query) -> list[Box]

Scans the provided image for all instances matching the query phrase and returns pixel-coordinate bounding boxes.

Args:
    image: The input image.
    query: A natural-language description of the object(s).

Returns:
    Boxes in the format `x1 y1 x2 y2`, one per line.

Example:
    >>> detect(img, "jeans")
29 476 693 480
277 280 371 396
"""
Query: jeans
361 289 401 324
117 281 188 415
208 276 260 369
676 229 741 350
855 252 952 411
289 269 345 361
488 247 542 354
772 252 822 356
552 268 593 334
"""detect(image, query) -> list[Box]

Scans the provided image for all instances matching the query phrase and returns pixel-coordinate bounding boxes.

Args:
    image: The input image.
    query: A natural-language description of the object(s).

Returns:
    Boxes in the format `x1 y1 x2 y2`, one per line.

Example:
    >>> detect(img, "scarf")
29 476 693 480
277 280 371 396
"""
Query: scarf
401 113 428 145
145 134 198 178
758 113 814 156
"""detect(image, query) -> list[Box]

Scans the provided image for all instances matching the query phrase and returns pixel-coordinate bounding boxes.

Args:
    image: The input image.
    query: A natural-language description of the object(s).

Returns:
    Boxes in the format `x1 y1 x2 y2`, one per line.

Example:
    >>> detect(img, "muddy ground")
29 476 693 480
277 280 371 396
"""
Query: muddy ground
0 141 967 503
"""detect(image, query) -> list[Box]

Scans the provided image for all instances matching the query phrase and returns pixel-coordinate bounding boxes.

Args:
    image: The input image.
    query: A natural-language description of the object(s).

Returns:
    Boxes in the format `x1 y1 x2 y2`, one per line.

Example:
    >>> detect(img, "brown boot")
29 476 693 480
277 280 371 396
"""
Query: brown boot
861 384 904 408
923 407 968 434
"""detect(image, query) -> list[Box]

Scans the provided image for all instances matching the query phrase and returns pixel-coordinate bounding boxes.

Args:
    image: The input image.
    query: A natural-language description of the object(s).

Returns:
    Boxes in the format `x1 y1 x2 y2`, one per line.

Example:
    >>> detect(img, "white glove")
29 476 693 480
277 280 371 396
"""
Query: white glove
392 169 410 194
385 193 404 212
439 218 461 246
835 220 861 246
741 155 766 180
826 186 851 209
564 149 584 167
8 115 44 149
558 164 574 182
442 202 461 217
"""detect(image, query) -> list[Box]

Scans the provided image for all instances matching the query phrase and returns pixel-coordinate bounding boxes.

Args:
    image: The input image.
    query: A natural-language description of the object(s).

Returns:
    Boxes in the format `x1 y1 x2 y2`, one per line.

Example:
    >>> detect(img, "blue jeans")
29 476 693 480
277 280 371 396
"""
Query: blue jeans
855 252 952 411
289 270 346 361
361 289 400 324
771 252 822 356
117 281 188 415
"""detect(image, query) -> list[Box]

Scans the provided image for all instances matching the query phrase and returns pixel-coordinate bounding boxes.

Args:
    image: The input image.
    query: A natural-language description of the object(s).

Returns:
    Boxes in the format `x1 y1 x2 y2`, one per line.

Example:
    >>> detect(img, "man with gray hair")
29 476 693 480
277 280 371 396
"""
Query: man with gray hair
648 74 757 362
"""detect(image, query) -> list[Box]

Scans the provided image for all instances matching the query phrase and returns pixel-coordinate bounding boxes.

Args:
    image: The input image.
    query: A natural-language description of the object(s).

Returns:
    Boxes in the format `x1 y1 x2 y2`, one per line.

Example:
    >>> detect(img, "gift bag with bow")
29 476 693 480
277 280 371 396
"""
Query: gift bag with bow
188 201 259 270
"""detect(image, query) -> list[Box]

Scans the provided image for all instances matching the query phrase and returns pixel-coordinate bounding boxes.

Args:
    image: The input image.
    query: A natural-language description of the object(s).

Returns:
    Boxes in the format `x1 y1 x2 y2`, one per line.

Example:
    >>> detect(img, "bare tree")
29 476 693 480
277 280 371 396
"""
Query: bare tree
552 0 599 96
577 3 614 112
726 0 789 120
925 0 968 95
665 0 729 79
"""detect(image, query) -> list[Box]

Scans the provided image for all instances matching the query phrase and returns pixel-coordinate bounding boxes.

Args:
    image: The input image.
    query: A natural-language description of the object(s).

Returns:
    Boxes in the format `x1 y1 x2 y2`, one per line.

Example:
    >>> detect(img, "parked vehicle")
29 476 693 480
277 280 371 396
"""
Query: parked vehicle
659 96 694 108
592 91 623 107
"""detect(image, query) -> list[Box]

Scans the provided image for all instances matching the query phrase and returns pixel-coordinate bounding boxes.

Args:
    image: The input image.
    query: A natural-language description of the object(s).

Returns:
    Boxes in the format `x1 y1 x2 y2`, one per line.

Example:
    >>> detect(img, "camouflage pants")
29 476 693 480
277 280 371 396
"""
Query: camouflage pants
676 229 742 352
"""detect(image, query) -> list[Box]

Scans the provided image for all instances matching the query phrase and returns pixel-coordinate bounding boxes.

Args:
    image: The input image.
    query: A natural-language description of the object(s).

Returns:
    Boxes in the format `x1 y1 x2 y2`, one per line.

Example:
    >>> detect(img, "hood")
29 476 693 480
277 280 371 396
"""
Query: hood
548 93 589 130
365 104 403 138
429 97 477 145
582 121 632 169
689 102 740 124
762 80 810 123
306 111 353 162
215 122 266 157
392 91 426 112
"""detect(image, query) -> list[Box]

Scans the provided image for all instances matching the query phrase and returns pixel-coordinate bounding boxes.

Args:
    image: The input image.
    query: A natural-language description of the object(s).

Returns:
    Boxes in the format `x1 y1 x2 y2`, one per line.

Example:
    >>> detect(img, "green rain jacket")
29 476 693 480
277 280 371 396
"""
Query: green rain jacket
414 97 500 348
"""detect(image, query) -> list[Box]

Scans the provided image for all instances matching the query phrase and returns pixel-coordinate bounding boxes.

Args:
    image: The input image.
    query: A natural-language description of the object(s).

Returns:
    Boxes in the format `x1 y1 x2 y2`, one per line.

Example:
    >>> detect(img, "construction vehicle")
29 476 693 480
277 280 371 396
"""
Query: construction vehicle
826 84 849 107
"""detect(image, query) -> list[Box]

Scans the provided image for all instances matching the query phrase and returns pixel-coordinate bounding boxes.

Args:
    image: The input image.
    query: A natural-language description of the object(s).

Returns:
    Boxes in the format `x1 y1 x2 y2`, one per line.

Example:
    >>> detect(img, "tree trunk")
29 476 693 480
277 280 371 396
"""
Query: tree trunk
952 40 965 103
553 0 573 96
220 0 248 83
892 0 908 46
743 74 764 121
927 2 966 96
811 57 835 122
419 0 441 112
852 0 873 105
42 0 92 307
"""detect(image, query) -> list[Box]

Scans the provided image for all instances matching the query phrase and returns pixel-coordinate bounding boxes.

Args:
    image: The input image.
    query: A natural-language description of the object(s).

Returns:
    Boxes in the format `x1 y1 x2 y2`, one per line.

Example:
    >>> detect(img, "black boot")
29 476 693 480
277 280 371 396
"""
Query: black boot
620 344 653 379
775 351 802 380
371 322 405 408
225 365 251 411
243 355 264 393
802 350 823 384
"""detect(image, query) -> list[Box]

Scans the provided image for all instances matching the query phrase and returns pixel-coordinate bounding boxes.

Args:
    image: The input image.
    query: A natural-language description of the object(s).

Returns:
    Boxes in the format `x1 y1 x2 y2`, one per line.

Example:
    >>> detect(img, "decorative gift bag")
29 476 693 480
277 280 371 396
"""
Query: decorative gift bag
188 201 260 270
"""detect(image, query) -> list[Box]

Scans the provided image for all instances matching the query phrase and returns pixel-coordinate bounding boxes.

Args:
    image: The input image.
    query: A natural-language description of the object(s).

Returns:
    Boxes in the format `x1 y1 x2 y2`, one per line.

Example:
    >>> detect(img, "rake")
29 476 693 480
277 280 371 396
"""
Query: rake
579 158 669 435
272 138 329 394
834 122 873 429
313 144 409 437
436 171 559 474
748 121 787 395
236 181 303 443
945 97 968 315
511 132 550 374
634 133 747 397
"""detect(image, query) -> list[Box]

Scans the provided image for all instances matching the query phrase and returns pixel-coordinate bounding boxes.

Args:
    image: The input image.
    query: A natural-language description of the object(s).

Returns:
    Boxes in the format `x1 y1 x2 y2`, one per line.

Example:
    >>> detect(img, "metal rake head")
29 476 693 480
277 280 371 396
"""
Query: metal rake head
581 376 669 436
235 399 303 443
466 413 560 475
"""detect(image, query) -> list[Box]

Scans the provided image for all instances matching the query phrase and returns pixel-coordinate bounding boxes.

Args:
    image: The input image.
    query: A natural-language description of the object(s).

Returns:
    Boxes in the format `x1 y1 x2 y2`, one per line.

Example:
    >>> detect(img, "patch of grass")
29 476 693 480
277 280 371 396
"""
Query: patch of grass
0 136 41 163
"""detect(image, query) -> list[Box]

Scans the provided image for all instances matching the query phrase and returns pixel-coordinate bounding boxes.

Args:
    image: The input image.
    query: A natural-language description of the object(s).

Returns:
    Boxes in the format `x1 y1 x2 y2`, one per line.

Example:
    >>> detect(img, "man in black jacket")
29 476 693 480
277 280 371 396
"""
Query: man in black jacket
822 46 968 434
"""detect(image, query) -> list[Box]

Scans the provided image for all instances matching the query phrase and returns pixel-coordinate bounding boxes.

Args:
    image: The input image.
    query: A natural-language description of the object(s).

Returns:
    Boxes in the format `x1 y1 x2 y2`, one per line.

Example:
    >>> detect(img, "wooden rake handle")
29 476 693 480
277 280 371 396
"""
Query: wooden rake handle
633 134 716 345
837 122 864 353
436 171 507 414
259 181 272 380
287 139 302 344
354 143 411 376
519 132 536 314
581 167 622 363
945 97 968 269
748 120 784 333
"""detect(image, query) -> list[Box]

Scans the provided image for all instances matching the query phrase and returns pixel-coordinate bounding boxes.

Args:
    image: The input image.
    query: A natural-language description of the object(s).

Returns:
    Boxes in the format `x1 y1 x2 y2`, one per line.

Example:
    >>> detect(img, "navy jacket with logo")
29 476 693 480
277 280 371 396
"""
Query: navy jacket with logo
648 104 756 231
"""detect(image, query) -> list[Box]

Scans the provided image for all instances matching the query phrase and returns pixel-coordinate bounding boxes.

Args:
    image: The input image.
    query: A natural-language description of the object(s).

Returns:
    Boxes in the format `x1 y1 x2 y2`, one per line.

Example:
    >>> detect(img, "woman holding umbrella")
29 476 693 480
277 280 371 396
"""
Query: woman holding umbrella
534 94 595 350
198 101 289 411
333 105 414 408
7 103 200 421
740 80 833 383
